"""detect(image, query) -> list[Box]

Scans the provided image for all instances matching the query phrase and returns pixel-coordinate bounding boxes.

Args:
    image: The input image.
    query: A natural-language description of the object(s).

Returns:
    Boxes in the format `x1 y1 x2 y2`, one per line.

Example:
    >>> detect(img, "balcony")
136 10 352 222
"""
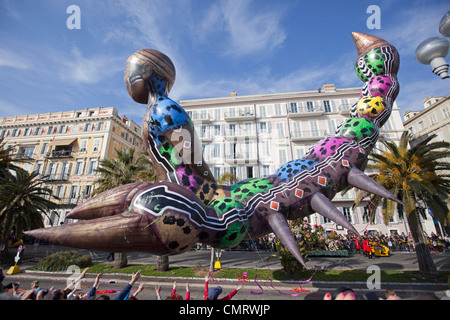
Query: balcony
291 130 327 142
42 173 70 182
13 153 34 160
46 150 73 158
225 152 258 164
287 106 323 118
191 113 212 123
225 129 257 140
224 110 255 122
339 103 354 116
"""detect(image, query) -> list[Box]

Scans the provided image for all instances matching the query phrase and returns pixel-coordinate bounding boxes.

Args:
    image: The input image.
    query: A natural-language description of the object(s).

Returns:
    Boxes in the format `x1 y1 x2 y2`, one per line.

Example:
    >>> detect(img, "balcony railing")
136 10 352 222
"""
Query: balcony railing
287 106 323 117
42 173 70 181
291 130 327 142
46 150 73 158
224 110 255 121
225 152 258 163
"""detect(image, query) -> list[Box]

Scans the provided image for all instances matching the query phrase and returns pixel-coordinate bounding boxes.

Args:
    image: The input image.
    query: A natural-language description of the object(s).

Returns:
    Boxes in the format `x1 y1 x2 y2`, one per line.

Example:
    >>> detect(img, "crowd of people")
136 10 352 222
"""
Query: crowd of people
0 267 243 301
196 231 450 254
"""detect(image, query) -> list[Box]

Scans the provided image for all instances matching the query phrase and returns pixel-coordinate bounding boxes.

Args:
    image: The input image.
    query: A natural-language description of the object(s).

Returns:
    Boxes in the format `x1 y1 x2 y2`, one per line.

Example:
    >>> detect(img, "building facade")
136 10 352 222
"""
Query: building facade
403 94 450 147
403 94 450 235
180 83 416 236
0 107 145 227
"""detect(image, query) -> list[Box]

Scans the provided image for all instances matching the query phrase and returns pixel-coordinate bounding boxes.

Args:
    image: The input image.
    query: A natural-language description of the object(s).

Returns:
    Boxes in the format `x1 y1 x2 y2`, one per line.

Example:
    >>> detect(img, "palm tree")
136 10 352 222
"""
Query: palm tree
92 148 155 196
0 168 59 262
93 148 156 268
353 131 450 278
0 137 19 182
217 172 238 185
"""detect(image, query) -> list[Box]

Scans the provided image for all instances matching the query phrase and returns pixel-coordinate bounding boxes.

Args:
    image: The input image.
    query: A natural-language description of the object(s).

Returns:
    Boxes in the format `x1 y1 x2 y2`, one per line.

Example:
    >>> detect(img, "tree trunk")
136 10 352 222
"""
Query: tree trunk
113 252 128 269
407 211 439 279
157 255 169 271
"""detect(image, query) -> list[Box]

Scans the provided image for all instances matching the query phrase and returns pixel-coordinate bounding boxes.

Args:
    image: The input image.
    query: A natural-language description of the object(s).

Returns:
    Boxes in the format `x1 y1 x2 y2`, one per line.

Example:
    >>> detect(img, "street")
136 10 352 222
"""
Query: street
1 244 449 301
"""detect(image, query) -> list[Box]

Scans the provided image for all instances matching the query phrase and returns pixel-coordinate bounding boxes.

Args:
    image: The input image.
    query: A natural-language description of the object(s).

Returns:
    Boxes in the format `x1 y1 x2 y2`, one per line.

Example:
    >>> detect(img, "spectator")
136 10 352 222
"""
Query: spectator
114 270 141 300
204 274 241 300
165 281 190 300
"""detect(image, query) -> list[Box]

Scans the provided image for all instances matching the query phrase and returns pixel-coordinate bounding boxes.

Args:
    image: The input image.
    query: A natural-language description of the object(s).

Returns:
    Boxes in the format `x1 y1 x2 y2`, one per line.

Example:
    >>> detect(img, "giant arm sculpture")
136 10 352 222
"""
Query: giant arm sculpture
26 32 401 268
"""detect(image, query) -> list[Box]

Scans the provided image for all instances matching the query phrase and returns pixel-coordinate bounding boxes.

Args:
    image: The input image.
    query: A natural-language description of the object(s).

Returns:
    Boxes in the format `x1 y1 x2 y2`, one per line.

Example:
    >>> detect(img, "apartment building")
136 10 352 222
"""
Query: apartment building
0 107 145 227
403 94 450 235
180 83 416 236
403 94 450 147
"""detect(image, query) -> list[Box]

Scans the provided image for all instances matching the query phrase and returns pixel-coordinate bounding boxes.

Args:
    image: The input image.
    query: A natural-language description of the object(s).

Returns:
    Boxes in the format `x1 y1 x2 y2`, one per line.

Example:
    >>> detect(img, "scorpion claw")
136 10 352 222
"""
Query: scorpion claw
311 192 359 235
347 168 403 205
267 212 307 268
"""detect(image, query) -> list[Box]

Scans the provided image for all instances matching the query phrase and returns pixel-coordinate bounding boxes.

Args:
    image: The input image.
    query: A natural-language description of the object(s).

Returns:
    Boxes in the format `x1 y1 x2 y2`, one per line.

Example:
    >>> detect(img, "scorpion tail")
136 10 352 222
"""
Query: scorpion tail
347 167 402 205
311 192 359 235
266 212 307 268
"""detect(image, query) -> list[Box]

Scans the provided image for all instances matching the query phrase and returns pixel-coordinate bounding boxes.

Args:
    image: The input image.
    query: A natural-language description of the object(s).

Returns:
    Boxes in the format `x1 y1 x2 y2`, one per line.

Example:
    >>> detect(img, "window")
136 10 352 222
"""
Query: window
212 144 221 158
259 105 266 118
278 149 287 164
430 114 437 125
82 185 92 199
243 106 252 116
343 207 352 223
443 106 450 118
46 162 58 178
262 165 270 176
310 120 319 136
19 146 35 158
200 125 208 138
290 102 298 113
86 159 98 175
261 141 270 156
69 185 79 199
61 162 71 179
213 167 221 178
292 121 301 137
243 122 252 135
274 104 283 115
214 125 221 136
323 100 331 112
306 102 314 112
327 119 336 135
228 124 237 136
276 123 284 137
419 121 426 130
229 107 236 117
258 122 268 133
246 166 254 179
93 138 102 152
295 147 305 159
96 122 104 131
73 160 85 175
33 162 44 175
214 109 221 121
40 143 49 155
80 139 88 153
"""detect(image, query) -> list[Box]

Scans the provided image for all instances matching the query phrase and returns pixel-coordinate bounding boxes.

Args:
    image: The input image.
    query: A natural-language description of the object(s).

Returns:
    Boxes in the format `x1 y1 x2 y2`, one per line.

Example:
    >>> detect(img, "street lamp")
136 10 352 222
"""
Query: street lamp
415 11 450 79
439 11 450 37
415 37 450 79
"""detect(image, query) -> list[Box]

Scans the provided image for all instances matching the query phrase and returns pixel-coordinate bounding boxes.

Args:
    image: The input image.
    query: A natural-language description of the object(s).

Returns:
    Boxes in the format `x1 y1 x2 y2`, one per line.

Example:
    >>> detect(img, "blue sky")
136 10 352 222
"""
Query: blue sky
1 0 449 125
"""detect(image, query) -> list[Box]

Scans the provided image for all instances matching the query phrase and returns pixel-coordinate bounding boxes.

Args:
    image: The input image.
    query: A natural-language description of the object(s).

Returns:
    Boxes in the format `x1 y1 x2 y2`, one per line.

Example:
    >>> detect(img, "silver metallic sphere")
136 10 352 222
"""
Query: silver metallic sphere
415 37 450 79
439 11 450 37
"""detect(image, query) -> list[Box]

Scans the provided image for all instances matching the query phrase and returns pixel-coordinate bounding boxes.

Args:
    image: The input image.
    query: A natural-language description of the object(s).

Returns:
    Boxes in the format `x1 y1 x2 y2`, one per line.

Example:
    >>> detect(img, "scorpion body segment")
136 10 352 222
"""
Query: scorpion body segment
26 32 401 268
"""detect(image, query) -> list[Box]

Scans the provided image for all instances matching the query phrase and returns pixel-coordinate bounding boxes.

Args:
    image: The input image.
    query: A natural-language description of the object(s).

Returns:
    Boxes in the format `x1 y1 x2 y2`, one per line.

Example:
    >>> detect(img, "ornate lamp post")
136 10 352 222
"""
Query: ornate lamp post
415 11 450 79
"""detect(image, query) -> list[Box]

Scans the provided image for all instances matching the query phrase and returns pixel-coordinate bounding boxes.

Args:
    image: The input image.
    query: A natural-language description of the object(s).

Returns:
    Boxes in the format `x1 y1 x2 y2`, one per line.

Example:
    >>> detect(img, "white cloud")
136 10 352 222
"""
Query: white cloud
0 48 31 70
218 0 287 56
57 47 122 85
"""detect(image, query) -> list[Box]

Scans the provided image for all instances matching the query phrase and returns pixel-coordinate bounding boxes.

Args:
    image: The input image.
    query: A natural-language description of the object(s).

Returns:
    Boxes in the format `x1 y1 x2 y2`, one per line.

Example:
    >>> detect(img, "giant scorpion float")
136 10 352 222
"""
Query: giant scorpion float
26 32 401 268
